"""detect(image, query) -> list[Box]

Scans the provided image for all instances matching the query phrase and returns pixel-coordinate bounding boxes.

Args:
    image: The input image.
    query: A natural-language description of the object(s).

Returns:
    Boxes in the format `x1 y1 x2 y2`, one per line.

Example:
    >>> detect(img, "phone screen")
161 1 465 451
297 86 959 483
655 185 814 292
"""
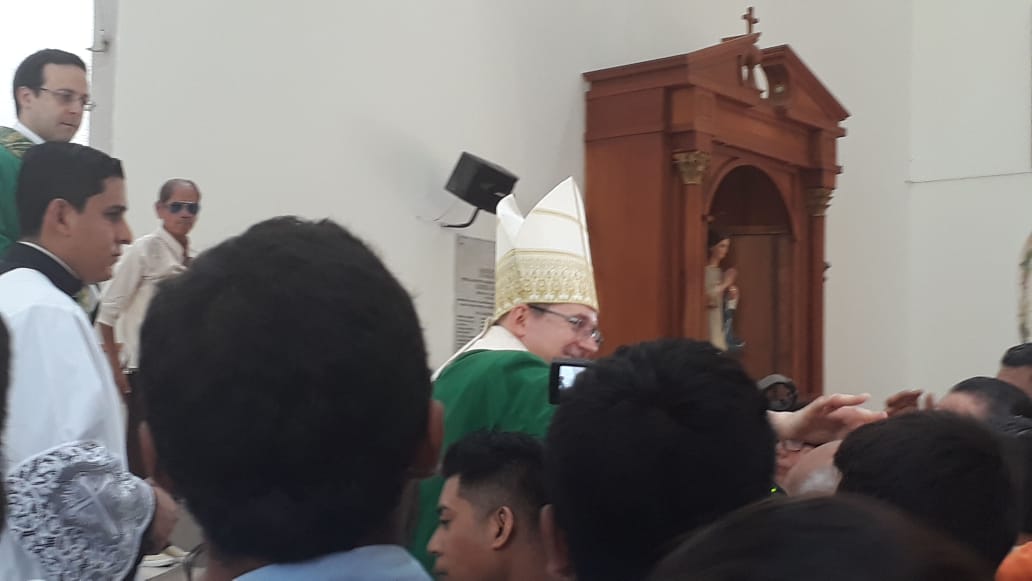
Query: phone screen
549 358 594 404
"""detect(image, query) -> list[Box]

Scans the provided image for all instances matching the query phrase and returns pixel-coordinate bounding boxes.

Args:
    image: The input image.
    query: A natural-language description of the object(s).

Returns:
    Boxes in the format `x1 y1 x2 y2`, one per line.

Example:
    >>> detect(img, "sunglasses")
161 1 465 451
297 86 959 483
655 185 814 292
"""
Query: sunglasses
167 201 200 215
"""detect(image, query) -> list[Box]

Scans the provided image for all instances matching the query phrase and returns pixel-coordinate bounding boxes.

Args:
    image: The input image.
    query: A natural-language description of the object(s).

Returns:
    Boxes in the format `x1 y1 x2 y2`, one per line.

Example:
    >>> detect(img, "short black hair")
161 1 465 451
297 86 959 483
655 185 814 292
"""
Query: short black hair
441 430 546 528
0 317 9 529
157 178 200 204
648 495 991 581
16 142 124 238
545 338 776 581
988 415 1032 534
139 216 432 563
835 411 1018 569
12 49 87 115
1003 343 1032 368
949 376 1032 419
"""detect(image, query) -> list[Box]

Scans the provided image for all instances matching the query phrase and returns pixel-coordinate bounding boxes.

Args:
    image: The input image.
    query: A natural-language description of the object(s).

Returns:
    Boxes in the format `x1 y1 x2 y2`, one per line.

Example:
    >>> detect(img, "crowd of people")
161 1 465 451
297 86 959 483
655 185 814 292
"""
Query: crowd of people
1 48 1031 581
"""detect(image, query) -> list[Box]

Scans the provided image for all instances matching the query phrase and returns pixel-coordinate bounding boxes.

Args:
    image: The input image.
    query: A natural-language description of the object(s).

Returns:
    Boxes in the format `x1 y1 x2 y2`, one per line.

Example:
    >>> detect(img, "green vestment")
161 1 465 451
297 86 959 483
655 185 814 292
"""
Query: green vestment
0 127 32 254
409 347 554 571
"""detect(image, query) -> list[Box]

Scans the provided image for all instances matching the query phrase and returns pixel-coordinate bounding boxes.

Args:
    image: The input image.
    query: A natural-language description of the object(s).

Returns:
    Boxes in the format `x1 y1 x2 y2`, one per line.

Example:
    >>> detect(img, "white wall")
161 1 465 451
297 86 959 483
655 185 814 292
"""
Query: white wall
908 0 1032 395
111 0 917 400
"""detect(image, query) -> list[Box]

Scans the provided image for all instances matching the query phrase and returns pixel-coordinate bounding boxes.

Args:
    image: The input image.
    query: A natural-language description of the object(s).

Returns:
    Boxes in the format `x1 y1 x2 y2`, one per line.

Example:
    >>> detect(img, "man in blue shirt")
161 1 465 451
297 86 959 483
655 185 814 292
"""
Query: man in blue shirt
138 216 443 580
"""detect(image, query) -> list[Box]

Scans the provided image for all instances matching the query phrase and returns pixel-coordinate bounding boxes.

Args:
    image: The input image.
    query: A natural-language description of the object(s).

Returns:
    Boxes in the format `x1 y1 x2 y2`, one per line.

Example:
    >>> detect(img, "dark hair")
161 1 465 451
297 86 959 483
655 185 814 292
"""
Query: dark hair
949 376 1032 419
139 216 432 563
988 415 1032 534
835 411 1018 568
707 229 729 250
16 142 124 237
0 317 9 529
1003 344 1032 368
545 338 775 581
157 178 200 204
648 495 993 581
441 430 546 528
12 49 87 115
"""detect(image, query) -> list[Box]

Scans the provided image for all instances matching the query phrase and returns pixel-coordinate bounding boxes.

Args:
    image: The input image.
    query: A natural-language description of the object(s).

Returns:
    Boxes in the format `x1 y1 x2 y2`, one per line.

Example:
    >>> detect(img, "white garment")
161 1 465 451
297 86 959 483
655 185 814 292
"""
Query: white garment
0 268 128 581
431 324 528 380
96 227 189 369
11 121 43 145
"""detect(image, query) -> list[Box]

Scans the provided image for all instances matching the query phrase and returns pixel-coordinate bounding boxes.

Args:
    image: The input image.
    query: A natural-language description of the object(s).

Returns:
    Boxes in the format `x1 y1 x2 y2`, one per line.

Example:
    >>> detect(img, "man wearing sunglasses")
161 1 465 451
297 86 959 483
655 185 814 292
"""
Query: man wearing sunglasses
410 177 601 571
1 49 91 254
97 179 200 477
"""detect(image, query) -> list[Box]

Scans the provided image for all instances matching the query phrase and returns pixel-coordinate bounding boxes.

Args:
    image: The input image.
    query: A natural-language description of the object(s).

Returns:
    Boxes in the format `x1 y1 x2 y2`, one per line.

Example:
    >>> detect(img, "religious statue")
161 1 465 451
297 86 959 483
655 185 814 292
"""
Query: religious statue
706 230 745 352
1021 231 1032 342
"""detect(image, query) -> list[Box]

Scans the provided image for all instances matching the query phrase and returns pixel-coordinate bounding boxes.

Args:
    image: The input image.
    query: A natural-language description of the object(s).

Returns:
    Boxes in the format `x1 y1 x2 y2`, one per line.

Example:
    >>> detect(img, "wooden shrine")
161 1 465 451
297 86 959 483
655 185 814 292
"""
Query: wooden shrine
582 16 848 398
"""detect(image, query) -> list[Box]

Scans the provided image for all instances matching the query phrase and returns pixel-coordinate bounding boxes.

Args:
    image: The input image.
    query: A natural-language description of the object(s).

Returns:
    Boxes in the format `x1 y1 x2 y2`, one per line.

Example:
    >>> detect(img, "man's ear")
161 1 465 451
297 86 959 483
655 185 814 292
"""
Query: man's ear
14 86 34 113
44 198 77 238
410 400 444 479
490 506 516 550
138 421 177 494
540 504 575 580
505 304 532 340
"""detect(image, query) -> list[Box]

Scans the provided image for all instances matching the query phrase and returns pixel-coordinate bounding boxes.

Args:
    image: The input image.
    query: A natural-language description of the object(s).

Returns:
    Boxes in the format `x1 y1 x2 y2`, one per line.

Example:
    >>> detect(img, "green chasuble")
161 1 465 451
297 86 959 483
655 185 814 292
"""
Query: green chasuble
409 347 554 571
0 127 31 254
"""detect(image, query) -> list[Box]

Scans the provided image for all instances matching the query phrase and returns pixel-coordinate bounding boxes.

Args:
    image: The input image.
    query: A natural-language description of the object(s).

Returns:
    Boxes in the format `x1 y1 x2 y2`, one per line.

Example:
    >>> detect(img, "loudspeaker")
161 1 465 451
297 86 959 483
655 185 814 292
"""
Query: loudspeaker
445 152 518 214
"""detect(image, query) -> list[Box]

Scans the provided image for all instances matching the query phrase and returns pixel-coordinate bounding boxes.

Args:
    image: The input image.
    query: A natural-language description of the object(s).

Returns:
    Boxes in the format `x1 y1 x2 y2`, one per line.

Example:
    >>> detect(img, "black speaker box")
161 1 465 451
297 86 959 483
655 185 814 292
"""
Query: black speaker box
445 152 518 214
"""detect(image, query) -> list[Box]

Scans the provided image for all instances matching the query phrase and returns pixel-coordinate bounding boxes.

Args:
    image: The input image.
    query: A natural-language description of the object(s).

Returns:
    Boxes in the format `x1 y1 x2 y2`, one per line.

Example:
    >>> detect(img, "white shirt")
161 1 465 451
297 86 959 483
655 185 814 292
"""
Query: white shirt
0 268 127 580
96 227 189 369
11 120 43 145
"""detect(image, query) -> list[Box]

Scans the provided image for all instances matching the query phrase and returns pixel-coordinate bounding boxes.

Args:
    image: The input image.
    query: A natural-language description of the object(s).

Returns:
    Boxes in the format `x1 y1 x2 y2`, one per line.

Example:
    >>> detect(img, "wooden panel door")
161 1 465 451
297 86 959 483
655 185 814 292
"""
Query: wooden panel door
725 231 794 381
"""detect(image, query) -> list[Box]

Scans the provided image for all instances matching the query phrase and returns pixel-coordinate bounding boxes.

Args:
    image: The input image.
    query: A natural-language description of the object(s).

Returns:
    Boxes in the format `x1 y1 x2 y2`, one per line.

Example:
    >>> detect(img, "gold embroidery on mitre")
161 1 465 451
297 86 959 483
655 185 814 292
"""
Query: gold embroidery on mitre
493 249 598 321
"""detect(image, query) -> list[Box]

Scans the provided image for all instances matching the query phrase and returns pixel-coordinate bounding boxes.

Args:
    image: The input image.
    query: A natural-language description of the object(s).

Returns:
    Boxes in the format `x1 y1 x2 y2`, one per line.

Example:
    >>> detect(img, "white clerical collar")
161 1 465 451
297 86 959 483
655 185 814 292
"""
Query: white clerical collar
12 120 45 145
18 241 80 279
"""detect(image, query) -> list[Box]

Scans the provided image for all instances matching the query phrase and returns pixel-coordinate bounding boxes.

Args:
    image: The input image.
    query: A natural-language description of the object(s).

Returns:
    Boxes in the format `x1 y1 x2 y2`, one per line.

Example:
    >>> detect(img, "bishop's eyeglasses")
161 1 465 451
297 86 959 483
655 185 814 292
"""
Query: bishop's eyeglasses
528 304 603 346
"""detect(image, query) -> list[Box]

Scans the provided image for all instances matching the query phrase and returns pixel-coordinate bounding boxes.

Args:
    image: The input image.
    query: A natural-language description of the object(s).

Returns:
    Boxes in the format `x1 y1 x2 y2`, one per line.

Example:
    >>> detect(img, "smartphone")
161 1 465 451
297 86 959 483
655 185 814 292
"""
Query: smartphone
549 358 594 404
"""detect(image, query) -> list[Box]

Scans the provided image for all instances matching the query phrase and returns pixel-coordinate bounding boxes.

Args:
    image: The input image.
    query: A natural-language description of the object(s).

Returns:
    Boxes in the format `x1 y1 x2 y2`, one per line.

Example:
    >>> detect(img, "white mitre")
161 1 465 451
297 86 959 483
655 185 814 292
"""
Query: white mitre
492 176 598 320
432 178 598 379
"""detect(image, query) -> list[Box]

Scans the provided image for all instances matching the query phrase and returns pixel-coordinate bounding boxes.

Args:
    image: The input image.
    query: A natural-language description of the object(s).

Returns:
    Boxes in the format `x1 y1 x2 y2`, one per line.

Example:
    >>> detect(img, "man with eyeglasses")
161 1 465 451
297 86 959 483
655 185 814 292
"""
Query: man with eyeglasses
98 180 200 475
410 177 601 571
0 49 91 254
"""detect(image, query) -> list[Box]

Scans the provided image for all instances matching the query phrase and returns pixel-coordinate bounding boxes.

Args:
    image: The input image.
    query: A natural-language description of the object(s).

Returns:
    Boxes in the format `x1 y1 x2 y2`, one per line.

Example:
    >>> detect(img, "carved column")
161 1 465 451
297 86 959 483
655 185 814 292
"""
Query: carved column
674 150 712 339
806 187 833 395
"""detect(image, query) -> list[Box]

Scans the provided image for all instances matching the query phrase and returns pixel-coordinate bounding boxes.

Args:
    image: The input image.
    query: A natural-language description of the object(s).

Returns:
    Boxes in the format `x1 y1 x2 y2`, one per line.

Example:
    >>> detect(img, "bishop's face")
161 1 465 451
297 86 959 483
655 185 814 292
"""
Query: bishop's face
516 303 601 362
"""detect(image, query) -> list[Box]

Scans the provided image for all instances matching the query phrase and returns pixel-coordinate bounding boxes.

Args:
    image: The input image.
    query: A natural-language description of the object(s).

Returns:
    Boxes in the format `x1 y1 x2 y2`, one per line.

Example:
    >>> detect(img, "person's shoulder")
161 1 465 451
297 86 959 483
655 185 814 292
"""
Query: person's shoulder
0 269 80 317
446 349 548 376
0 127 32 160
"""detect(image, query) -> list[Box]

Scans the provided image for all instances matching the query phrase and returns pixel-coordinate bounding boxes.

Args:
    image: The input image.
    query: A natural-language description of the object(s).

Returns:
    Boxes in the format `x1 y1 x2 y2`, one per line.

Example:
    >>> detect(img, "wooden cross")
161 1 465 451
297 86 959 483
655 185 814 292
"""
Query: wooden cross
742 6 759 34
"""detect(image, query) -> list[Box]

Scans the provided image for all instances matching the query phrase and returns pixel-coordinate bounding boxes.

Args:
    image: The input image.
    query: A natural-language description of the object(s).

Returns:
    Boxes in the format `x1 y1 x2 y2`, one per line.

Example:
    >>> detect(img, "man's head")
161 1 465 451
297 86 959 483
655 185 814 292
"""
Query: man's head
428 430 547 581
542 338 776 581
988 416 1032 536
937 376 1032 420
12 49 89 142
498 303 600 362
139 217 443 565
648 495 990 581
16 142 130 283
835 411 1018 569
155 179 201 240
1000 343 1032 396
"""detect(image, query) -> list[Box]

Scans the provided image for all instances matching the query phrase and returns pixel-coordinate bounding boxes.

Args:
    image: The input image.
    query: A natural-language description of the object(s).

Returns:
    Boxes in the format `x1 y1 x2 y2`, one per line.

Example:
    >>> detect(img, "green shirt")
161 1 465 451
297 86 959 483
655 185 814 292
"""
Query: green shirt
409 348 554 571
0 127 31 254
